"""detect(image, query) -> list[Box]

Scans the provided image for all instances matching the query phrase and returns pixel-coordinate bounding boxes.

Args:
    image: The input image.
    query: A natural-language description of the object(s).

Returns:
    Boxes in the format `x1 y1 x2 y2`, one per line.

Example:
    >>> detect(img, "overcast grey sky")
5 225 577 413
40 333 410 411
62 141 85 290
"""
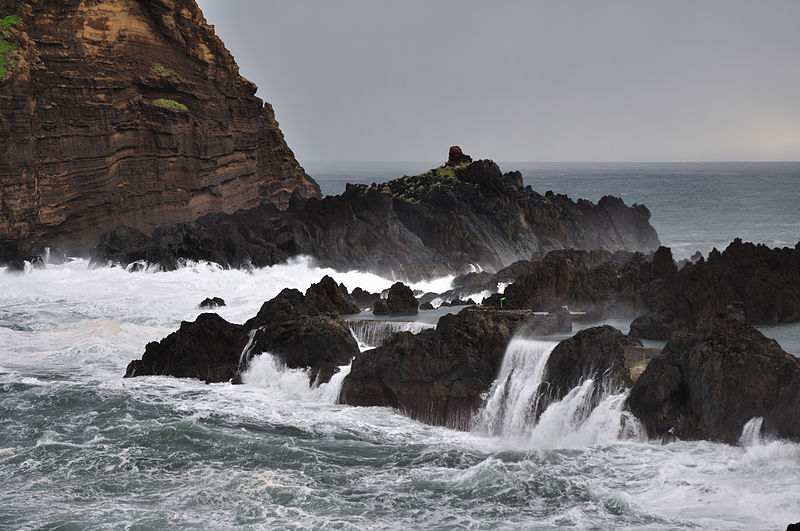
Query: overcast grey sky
196 1 800 163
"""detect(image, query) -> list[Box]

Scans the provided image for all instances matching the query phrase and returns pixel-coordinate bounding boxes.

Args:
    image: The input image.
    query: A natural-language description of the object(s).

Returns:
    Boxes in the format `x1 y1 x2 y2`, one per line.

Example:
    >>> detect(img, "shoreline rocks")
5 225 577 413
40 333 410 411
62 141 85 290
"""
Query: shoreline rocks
373 282 419 315
627 315 800 444
536 326 656 419
199 297 226 309
338 307 572 429
630 239 800 340
125 313 248 384
125 277 361 385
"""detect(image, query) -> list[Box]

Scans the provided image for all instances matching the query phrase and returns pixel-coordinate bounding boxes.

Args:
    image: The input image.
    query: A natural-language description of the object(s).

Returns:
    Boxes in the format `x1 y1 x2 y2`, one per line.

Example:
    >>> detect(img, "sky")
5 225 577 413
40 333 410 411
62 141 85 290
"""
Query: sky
195 1 800 163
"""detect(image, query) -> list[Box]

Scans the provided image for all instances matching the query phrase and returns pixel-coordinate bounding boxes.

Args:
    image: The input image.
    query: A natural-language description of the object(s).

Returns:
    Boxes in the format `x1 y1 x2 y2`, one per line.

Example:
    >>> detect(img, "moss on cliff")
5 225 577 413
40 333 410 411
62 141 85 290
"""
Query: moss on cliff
0 13 20 79
153 98 189 112
385 164 470 205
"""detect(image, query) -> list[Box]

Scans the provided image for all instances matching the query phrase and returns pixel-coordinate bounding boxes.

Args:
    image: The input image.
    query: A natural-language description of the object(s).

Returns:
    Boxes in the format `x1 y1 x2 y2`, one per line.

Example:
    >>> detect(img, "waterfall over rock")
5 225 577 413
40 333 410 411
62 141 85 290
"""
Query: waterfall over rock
739 417 765 447
473 335 645 447
474 339 556 436
347 320 435 350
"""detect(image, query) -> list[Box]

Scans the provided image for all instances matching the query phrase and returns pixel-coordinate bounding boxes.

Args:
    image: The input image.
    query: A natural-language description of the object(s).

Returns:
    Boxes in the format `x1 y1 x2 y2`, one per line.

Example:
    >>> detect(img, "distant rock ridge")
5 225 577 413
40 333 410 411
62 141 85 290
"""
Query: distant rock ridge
91 149 661 280
0 0 320 262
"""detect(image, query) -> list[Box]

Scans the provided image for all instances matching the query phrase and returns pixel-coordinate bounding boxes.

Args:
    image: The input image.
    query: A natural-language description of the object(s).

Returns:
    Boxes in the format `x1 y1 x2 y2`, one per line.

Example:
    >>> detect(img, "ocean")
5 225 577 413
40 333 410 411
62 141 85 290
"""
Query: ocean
1 162 799 529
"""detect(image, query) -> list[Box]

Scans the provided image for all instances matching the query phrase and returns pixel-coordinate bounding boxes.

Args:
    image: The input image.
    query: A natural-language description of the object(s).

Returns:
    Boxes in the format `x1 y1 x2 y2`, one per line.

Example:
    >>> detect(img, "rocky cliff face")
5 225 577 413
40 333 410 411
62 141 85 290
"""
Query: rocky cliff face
0 0 319 259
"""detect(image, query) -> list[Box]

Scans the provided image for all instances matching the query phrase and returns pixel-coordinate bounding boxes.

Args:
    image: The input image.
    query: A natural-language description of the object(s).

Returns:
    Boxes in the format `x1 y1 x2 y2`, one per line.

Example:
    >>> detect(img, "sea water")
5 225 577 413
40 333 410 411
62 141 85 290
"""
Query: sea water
2 163 800 529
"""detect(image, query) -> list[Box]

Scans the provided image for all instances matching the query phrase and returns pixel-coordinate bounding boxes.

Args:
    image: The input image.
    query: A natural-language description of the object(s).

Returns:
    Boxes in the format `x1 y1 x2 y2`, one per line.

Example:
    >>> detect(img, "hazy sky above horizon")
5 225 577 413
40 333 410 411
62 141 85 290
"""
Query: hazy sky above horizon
195 1 800 163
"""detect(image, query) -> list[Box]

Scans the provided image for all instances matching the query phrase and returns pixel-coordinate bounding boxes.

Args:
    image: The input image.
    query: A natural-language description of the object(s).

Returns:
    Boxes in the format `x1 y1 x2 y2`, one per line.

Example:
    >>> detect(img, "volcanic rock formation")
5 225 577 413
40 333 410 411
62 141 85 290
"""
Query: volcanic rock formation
372 282 418 315
338 307 572 429
93 153 661 279
0 0 320 262
629 239 800 339
627 315 800 444
125 276 361 385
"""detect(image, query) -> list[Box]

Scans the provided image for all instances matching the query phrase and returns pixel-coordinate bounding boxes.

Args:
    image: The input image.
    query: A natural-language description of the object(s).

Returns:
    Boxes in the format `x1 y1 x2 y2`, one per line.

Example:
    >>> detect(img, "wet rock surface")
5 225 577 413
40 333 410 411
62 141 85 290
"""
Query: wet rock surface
125 278 360 385
538 326 652 417
125 313 248 384
627 315 800 444
372 282 418 315
339 308 571 429
199 297 226 309
481 249 654 319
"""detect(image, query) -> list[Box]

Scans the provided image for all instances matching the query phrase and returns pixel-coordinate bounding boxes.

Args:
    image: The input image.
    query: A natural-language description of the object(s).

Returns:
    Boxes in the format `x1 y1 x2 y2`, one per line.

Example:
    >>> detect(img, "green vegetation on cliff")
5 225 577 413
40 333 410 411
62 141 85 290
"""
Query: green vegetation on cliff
153 98 189 112
385 164 469 205
0 13 20 79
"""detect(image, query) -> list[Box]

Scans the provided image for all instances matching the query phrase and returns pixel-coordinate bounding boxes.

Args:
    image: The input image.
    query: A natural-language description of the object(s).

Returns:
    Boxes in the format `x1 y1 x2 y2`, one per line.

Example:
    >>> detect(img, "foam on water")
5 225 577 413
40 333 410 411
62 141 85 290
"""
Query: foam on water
2 259 800 529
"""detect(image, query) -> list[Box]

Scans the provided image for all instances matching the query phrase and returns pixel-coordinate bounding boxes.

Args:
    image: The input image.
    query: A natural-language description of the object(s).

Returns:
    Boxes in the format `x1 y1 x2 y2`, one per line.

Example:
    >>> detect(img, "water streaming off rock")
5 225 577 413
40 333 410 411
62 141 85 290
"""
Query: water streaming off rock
473 337 645 448
347 320 435 350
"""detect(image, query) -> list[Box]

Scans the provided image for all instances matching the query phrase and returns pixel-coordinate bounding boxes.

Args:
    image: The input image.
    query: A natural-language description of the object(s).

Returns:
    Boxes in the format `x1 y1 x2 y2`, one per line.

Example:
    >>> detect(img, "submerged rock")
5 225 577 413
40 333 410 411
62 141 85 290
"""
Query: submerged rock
339 308 570 429
199 297 226 309
627 315 800 444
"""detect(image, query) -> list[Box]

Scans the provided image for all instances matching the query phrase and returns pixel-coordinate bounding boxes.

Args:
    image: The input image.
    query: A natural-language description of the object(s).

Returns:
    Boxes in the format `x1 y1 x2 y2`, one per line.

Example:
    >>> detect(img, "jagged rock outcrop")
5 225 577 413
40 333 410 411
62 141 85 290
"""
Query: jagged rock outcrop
125 277 360 385
92 153 661 278
339 308 571 429
446 145 472 167
481 249 654 319
90 201 289 269
627 315 800 444
0 0 320 262
305 275 361 316
372 282 418 315
630 239 800 340
125 313 248 383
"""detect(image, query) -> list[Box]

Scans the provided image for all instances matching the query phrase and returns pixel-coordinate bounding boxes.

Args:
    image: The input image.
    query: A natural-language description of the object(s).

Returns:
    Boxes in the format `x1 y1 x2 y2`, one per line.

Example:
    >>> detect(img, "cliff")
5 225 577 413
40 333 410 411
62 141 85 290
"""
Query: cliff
0 0 320 259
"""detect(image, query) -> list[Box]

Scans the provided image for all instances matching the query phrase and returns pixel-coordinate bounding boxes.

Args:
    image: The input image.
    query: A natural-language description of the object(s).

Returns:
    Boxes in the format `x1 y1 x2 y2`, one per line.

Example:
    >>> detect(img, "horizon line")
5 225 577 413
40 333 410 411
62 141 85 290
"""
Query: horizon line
301 159 800 165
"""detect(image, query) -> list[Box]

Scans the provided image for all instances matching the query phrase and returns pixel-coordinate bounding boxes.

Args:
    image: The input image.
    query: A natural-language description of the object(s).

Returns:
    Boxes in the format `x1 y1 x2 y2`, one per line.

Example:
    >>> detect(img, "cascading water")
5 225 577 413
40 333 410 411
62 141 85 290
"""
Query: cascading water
473 336 645 447
474 339 556 436
739 417 764 447
347 320 435 350
238 328 259 373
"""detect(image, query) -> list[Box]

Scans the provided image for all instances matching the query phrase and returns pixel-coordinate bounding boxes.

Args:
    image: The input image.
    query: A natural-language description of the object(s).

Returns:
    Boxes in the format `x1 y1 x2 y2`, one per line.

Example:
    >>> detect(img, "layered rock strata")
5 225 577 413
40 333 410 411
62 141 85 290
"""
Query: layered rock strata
0 0 319 261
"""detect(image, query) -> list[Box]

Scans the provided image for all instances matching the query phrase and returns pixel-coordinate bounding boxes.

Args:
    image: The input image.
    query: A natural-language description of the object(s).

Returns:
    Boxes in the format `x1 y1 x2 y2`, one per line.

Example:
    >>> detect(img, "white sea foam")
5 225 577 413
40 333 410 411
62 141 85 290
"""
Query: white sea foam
1 259 799 529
